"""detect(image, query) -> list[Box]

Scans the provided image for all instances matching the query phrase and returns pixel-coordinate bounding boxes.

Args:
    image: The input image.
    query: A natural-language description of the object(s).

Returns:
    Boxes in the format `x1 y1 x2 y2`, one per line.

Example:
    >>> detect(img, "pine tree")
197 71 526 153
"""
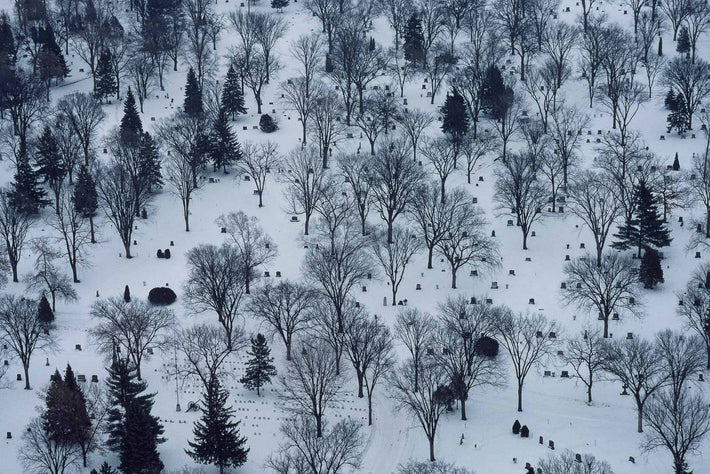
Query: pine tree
38 294 54 325
95 49 116 102
34 125 66 211
139 131 162 190
613 179 672 257
639 248 664 289
120 88 143 147
10 154 47 214
74 165 98 243
403 14 425 67
187 377 249 474
481 65 514 119
221 65 247 120
240 333 276 396
124 285 131 302
271 0 288 12
667 94 689 134
210 107 241 172
677 26 691 57
441 89 469 146
184 67 203 118
665 89 677 110
120 398 165 474
673 152 680 170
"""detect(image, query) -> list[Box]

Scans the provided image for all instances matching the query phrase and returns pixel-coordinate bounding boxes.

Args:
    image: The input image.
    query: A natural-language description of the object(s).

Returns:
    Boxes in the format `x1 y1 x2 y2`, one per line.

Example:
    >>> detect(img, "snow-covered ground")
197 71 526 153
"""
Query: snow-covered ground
0 0 709 472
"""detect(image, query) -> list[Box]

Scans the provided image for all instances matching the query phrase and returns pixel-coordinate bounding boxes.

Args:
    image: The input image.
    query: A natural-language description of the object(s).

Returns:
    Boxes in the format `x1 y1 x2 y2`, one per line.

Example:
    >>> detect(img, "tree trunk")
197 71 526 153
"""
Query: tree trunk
124 239 132 259
368 393 373 425
392 287 397 306
636 399 644 433
674 455 685 474
51 291 56 312
316 414 323 437
461 397 467 420
90 217 95 243
357 369 364 398
603 315 609 338
706 343 710 369
258 190 263 207
517 382 523 412
451 264 457 289
286 340 292 361
522 231 528 250
429 436 436 461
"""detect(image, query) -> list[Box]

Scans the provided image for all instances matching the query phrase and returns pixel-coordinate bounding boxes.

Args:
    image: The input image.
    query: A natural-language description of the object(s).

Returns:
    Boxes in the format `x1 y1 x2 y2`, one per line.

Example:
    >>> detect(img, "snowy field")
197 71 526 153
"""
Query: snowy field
0 0 709 472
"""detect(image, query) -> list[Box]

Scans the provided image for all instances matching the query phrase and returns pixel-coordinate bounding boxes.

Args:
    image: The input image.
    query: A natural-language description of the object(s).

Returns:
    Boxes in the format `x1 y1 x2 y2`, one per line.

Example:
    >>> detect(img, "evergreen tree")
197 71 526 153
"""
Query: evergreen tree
95 462 117 474
124 285 131 302
120 398 164 474
677 26 691 57
0 12 16 66
613 179 672 257
120 88 143 147
441 89 469 146
38 38 68 98
665 89 677 110
187 377 249 474
639 248 664 289
673 152 680 170
667 94 689 134
139 131 162 191
220 65 246 120
38 294 54 325
34 125 66 211
95 49 116 103
403 14 425 67
271 0 288 11
481 65 514 119
240 333 276 396
74 164 98 243
184 67 203 118
10 154 47 214
210 107 241 172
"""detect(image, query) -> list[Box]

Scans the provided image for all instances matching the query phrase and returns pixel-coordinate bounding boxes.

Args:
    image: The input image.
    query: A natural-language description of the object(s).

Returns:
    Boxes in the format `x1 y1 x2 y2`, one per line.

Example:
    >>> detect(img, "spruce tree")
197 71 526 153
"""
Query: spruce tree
639 248 664 289
64 363 92 466
187 377 249 474
221 65 246 120
481 65 514 119
10 154 47 214
95 49 116 102
184 67 203 118
74 165 98 243
677 26 691 57
667 95 689 134
441 89 469 146
120 88 143 146
271 0 288 12
673 152 680 170
665 89 677 110
240 333 276 396
38 294 54 325
34 125 66 211
139 131 162 191
210 107 241 172
120 398 165 474
124 285 131 302
403 14 425 67
613 179 672 257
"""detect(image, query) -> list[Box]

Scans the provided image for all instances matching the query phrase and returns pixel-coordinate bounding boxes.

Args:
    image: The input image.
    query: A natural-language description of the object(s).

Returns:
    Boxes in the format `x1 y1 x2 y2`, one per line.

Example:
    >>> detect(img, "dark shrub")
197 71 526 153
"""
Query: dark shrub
259 114 278 133
512 419 521 435
157 249 164 258
148 287 176 305
38 295 54 324
520 425 529 438
474 336 499 358
164 248 171 259
123 285 131 303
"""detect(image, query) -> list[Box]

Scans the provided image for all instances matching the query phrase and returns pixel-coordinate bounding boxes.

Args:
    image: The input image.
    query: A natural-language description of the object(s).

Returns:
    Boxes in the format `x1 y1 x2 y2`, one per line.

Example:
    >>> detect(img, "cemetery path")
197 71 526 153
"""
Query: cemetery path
359 400 411 473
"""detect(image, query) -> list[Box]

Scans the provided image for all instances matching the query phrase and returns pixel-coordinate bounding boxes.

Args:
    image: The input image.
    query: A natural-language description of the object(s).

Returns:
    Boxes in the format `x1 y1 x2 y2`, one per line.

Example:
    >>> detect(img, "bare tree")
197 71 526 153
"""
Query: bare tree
303 220 374 331
389 47 415 98
353 97 388 156
24 239 77 311
56 92 105 166
662 57 710 129
676 265 710 368
127 51 156 113
656 329 705 404
421 137 458 203
522 64 558 134
602 337 668 432
644 54 666 98
72 0 113 89
90 297 174 380
0 295 53 390
436 194 500 289
424 44 456 105
341 304 383 399
217 211 277 294
549 104 587 187
459 133 495 185
494 151 547 250
642 388 710 474
370 136 425 243
173 323 235 392
361 320 395 425
164 150 198 232
314 178 354 252
282 77 321 145
418 0 446 57
338 152 373 235
491 92 524 163
237 141 280 208
562 253 642 338
394 308 435 393
0 190 33 282
662 0 692 39
434 295 505 420
244 50 280 114
542 22 578 92
563 328 608 403
687 120 710 240
305 0 340 51
537 149 565 214
253 12 286 83
493 308 560 412
247 280 317 360
309 88 346 169
638 12 664 63
281 146 328 236
579 15 607 107
184 243 246 350
267 415 363 474
579 0 603 30
567 171 622 267
370 225 421 305
686 0 710 63
47 192 92 282
537 450 614 474
389 357 449 462
290 34 324 96
396 109 434 163
599 80 647 144
20 418 81 474
411 182 451 269
184 0 215 86
281 338 343 438
53 116 82 185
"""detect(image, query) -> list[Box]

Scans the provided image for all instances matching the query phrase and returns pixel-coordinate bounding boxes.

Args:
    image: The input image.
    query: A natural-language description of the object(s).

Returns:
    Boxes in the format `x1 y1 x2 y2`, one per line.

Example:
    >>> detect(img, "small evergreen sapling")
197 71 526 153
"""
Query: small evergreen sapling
38 294 54 325
240 333 276 396
677 26 691 58
259 114 278 133
512 419 521 434
673 153 680 170
613 179 672 257
124 285 131 303
639 248 664 289
10 154 48 214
